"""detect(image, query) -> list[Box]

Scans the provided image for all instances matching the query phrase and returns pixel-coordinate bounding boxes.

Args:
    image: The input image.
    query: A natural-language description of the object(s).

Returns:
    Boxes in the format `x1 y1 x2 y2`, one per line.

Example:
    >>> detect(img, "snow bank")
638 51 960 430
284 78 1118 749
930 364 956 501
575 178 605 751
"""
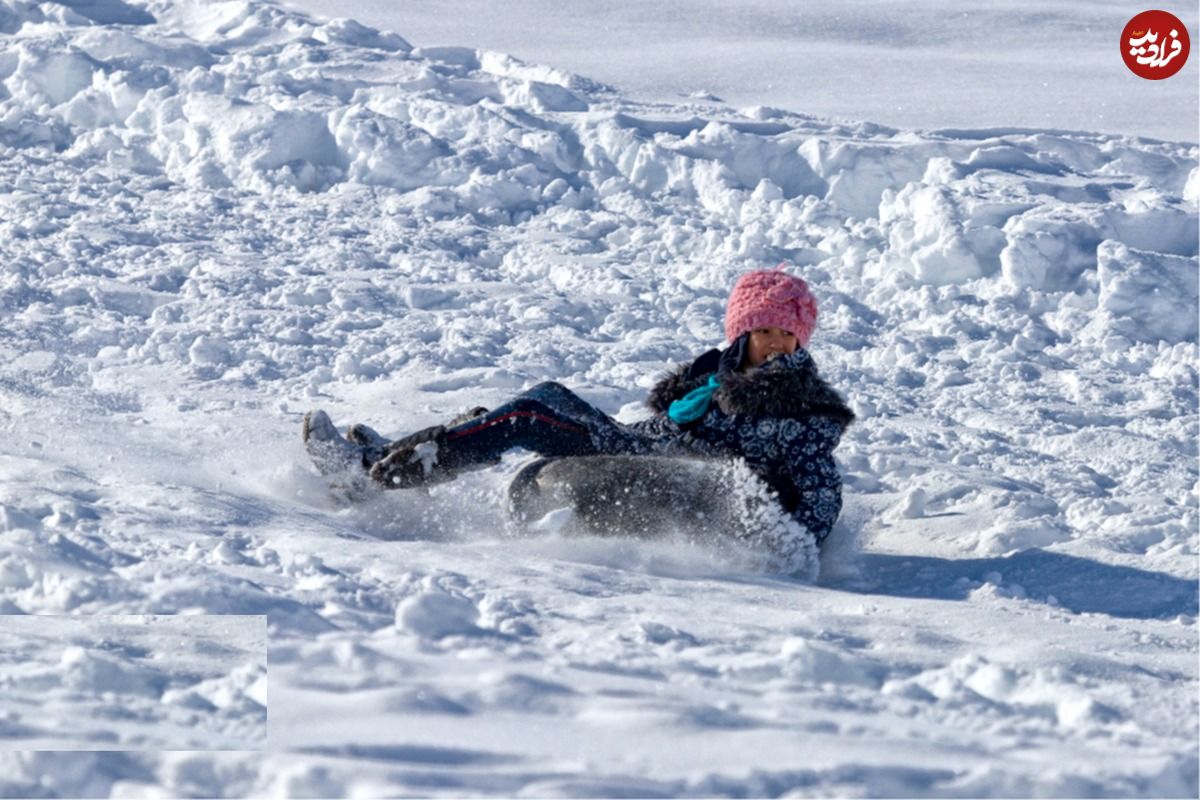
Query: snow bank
0 0 1193 297
0 0 1192 446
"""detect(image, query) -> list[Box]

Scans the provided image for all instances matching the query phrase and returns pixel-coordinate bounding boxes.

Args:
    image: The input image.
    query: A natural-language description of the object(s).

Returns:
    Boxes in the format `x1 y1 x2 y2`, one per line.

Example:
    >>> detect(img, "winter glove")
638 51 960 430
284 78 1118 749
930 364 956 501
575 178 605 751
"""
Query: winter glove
369 424 448 489
446 406 489 428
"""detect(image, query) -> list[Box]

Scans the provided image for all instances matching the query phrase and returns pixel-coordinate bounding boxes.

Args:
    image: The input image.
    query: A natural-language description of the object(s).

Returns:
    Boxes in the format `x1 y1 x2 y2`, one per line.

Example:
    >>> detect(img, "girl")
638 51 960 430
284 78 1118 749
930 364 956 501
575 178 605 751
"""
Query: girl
304 268 855 543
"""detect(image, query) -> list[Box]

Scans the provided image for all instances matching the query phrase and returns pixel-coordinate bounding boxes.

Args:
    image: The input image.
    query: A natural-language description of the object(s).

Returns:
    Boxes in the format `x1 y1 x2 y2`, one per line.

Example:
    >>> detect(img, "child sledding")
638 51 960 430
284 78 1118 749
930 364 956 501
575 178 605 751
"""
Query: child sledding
304 267 854 555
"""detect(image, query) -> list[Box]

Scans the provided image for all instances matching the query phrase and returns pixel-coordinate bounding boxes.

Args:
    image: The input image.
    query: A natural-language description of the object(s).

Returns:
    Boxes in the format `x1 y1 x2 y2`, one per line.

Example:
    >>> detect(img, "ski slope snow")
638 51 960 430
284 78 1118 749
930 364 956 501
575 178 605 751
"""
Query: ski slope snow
285 0 1200 144
0 0 1196 796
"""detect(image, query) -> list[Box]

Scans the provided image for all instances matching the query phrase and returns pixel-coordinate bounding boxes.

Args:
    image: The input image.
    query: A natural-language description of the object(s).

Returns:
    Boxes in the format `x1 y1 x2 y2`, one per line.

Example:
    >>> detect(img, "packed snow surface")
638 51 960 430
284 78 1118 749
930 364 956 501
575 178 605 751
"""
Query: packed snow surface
0 615 265 750
286 0 1200 144
0 0 1196 796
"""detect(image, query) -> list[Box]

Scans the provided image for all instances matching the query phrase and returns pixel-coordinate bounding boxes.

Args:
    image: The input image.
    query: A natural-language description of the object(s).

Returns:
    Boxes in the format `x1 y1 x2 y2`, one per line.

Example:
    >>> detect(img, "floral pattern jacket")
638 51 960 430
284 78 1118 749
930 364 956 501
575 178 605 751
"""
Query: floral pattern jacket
628 348 855 543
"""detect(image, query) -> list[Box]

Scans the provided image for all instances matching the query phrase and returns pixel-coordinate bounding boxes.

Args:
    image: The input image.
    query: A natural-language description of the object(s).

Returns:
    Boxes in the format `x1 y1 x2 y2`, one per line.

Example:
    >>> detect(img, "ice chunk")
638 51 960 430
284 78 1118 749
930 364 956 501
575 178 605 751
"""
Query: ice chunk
1087 240 1199 344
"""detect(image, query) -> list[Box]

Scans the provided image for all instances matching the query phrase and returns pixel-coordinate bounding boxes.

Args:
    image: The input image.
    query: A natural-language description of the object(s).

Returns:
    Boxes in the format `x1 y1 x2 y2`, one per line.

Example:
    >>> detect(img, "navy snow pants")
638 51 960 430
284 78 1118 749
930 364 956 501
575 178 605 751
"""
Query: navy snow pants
437 382 650 471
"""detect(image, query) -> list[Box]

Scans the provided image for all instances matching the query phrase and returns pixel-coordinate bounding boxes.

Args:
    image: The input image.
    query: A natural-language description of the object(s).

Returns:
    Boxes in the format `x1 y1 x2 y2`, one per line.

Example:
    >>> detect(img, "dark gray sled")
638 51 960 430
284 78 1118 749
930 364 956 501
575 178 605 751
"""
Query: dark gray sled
509 455 735 535
507 455 821 577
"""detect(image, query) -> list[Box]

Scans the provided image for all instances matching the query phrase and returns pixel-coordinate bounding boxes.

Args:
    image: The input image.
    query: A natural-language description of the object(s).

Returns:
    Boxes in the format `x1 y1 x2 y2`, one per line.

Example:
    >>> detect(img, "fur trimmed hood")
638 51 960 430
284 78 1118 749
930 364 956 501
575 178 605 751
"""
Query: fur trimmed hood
647 348 856 430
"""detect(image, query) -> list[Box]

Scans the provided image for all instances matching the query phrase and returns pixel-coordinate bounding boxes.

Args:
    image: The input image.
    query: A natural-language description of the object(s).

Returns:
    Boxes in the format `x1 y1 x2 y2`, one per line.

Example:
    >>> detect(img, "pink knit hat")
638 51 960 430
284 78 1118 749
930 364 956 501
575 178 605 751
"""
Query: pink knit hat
724 266 818 345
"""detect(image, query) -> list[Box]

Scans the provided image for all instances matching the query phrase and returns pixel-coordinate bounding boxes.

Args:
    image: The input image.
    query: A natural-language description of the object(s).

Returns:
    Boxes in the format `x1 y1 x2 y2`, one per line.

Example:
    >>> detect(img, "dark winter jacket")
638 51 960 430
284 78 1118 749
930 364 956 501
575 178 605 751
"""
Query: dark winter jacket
629 347 854 543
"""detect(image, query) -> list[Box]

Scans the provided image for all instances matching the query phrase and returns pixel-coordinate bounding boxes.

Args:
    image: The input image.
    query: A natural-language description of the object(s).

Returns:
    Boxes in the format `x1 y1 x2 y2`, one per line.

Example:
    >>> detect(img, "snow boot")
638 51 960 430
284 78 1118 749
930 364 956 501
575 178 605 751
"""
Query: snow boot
368 425 452 489
303 410 368 475
346 422 391 465
303 410 376 503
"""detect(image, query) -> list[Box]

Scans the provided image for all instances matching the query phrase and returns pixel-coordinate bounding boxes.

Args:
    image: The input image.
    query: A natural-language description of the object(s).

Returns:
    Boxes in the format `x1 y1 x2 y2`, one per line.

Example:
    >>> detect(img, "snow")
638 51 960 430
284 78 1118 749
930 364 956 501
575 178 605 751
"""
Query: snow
0 0 1196 796
0 615 265 750
283 0 1200 145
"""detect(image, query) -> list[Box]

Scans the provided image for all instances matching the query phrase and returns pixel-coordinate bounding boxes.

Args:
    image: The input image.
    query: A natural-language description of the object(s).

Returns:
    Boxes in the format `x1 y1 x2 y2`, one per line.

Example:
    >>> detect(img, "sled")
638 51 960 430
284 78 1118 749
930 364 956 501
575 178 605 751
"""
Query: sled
506 454 820 577
509 455 738 535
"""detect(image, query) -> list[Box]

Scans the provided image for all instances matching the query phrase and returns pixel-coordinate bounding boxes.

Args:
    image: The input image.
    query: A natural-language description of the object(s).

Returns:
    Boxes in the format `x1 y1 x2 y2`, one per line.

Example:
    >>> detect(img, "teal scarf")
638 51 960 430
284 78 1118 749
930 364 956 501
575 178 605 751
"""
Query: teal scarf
667 375 720 424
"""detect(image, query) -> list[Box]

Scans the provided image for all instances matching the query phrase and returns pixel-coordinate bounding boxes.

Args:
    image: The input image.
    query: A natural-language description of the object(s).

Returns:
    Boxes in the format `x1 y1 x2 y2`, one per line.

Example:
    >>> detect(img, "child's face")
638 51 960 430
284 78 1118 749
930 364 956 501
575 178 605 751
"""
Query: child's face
744 327 798 368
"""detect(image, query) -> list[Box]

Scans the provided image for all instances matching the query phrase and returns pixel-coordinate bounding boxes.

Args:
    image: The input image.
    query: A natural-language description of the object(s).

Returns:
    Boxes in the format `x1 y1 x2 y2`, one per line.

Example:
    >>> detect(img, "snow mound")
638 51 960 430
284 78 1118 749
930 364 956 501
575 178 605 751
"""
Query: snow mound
394 578 483 639
1087 240 1199 344
59 644 167 696
883 653 1123 730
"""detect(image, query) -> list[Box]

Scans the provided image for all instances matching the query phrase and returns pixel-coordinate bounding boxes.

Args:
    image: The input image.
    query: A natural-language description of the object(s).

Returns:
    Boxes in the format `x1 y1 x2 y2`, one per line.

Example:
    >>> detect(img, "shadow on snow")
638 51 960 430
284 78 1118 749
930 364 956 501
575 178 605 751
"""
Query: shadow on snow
824 548 1198 620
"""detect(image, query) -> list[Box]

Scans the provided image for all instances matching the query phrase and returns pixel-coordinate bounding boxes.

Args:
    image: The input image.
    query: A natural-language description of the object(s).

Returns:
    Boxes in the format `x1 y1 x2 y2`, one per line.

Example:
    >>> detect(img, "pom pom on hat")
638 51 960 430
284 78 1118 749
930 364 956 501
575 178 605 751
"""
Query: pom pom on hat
723 266 818 345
